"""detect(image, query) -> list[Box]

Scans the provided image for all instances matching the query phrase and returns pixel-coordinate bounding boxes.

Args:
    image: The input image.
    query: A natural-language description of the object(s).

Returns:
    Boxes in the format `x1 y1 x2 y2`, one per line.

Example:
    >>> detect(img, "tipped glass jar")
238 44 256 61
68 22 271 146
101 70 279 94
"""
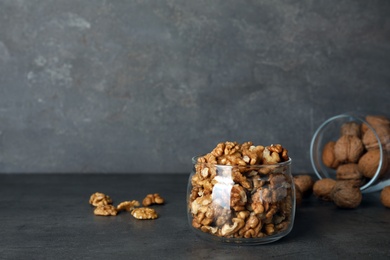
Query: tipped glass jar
187 156 295 245
310 112 390 193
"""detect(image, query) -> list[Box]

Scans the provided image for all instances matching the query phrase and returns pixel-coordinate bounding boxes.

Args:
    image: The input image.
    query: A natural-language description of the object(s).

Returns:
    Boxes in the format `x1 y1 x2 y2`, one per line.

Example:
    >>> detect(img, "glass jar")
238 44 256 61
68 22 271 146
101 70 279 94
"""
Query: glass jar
187 156 295 245
310 112 390 193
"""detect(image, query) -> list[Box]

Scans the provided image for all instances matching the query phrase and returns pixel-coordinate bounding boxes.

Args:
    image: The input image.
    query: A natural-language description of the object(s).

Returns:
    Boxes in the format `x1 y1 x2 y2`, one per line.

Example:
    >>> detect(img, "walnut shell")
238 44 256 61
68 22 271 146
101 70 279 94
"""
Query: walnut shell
336 163 362 181
340 122 361 137
380 186 390 208
331 181 362 208
322 141 339 169
366 115 390 127
362 125 390 151
293 174 314 197
361 115 390 136
334 135 364 163
313 178 337 201
358 149 381 179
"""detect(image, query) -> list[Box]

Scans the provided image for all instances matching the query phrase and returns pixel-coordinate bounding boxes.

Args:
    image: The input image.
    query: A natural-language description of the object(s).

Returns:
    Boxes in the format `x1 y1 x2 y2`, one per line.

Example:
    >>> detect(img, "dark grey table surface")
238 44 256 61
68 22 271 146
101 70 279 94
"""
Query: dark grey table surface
0 173 389 260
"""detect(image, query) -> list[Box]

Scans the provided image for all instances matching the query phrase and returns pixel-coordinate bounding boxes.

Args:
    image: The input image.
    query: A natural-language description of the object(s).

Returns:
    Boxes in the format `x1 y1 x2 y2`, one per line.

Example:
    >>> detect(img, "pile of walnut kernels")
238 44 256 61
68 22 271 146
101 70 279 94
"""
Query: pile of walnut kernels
311 114 390 209
189 141 293 239
89 192 164 219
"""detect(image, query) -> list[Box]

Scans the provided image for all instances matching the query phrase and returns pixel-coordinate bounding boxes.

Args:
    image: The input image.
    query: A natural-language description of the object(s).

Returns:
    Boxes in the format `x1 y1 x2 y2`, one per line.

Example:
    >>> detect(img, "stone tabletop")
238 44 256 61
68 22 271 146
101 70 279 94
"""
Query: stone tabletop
0 173 389 259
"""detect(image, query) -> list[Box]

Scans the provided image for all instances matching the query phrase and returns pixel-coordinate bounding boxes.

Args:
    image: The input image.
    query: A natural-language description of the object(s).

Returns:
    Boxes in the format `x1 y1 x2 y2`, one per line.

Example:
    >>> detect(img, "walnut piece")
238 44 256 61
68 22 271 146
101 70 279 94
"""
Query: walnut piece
380 186 390 208
89 192 113 207
313 178 337 201
131 207 158 220
220 218 245 236
142 193 165 206
330 181 362 208
117 200 140 212
94 205 118 216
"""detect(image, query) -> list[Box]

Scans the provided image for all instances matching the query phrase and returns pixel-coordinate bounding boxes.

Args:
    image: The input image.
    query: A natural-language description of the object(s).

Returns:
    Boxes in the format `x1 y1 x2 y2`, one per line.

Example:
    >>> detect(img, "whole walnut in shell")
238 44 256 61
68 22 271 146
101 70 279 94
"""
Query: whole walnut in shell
358 149 381 179
362 125 390 151
361 115 390 134
380 186 390 208
340 122 361 137
313 178 337 201
336 163 362 182
330 181 362 209
334 135 364 163
322 141 339 169
293 174 314 197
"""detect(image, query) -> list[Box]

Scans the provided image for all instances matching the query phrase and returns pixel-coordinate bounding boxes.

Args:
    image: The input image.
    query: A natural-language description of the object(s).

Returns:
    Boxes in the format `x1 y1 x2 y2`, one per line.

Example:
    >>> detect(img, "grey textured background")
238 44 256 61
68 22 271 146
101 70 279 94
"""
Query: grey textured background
0 0 389 174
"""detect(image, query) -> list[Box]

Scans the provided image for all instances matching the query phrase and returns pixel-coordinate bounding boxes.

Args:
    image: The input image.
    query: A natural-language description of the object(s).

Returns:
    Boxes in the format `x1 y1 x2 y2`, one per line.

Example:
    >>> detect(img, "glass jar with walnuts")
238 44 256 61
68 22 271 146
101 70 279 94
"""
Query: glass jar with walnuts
187 141 295 244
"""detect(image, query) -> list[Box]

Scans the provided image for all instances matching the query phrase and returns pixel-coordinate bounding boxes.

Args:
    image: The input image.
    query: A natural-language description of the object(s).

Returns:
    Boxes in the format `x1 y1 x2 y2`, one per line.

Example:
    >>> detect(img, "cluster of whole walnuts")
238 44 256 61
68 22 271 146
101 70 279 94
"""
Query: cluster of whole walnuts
294 175 390 209
189 141 293 239
89 192 164 219
322 115 390 187
319 114 390 208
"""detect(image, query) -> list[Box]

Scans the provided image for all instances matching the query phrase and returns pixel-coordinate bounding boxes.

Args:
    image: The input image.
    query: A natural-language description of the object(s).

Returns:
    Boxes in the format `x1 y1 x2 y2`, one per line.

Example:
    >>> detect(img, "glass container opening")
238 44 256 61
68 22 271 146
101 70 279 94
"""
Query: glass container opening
310 113 385 193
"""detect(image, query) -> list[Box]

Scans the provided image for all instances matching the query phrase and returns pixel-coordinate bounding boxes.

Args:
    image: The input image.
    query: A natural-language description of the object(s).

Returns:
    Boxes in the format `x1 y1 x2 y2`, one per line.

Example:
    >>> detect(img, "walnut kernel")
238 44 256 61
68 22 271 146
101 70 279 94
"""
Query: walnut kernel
117 200 140 212
142 193 165 206
94 205 118 216
89 192 113 207
131 207 158 220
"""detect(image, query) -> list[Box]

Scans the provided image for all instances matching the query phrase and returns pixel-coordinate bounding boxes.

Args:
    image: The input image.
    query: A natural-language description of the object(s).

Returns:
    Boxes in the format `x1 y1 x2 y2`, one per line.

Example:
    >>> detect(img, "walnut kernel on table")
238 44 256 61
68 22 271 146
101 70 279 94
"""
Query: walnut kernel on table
142 193 165 206
94 205 118 216
89 192 113 207
117 200 140 212
131 207 158 220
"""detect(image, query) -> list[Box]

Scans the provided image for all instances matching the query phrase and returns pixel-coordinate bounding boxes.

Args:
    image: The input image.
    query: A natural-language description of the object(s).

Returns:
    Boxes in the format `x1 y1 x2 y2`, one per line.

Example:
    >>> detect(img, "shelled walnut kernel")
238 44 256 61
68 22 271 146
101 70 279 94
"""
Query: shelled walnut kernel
131 207 158 219
142 193 165 206
89 192 163 219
